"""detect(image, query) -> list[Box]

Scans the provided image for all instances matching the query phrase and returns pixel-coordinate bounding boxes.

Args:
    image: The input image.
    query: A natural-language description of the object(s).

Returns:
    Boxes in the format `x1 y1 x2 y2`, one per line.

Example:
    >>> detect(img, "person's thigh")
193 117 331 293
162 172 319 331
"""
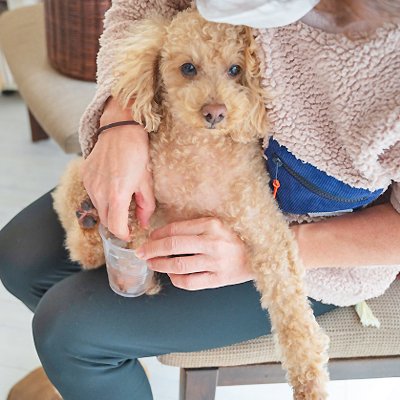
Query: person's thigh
0 190 82 311
33 267 336 400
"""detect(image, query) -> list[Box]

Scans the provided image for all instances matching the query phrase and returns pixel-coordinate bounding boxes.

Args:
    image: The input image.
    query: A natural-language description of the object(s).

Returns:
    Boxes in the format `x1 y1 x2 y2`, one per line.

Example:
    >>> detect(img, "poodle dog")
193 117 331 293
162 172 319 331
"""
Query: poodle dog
53 9 330 400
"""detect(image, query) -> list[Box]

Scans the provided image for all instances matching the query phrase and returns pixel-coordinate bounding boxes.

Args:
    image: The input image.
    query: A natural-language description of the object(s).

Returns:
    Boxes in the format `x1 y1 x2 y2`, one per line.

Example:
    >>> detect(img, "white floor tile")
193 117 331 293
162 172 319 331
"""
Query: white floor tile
0 93 75 230
346 377 400 400
141 357 180 400
0 281 20 303
216 382 292 400
0 296 33 331
0 323 41 371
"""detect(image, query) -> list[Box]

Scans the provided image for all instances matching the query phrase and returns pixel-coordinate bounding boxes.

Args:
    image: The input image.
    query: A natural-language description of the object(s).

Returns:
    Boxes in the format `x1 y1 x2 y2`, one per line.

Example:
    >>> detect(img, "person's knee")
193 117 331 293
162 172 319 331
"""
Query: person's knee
32 293 69 373
33 279 153 399
33 284 96 374
0 224 41 308
33 274 128 373
0 190 79 310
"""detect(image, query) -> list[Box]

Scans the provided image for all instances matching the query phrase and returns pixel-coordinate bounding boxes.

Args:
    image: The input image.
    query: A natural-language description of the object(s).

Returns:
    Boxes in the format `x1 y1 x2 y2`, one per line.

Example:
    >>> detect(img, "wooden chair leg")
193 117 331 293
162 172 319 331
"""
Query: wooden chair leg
28 109 49 142
179 368 219 400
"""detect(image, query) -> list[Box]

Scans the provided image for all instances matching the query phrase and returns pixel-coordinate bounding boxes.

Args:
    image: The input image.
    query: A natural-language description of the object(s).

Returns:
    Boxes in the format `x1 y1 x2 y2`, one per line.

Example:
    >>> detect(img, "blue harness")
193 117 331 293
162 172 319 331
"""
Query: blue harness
264 137 384 215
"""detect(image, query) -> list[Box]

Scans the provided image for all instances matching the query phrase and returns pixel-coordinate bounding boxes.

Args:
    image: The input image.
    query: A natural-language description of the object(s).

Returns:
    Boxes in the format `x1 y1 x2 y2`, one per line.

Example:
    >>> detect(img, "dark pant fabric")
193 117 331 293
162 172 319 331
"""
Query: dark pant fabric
0 190 337 400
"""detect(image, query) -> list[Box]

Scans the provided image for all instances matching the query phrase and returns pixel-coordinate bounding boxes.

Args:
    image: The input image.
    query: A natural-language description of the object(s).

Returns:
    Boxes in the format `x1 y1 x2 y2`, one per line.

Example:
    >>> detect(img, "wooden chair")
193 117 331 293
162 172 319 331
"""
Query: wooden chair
158 279 400 400
0 3 95 153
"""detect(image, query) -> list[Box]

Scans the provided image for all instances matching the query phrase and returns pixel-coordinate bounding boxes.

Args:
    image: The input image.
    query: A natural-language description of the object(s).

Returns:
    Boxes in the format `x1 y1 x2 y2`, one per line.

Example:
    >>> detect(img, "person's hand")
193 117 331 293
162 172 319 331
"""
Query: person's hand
135 217 254 290
79 97 156 241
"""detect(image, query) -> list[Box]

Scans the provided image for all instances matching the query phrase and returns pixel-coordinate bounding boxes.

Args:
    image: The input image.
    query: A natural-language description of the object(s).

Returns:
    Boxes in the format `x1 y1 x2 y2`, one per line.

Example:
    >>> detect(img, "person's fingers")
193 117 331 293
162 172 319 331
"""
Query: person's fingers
136 235 215 259
168 272 223 291
147 254 215 274
82 185 108 227
96 203 109 228
107 190 132 241
79 160 108 223
78 159 86 181
135 176 156 230
149 217 225 241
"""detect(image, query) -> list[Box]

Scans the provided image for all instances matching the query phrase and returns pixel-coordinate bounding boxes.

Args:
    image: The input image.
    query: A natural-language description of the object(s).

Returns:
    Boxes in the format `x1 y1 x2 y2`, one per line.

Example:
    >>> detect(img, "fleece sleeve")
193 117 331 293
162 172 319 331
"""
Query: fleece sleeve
378 127 400 213
390 182 400 214
382 137 400 214
78 0 191 158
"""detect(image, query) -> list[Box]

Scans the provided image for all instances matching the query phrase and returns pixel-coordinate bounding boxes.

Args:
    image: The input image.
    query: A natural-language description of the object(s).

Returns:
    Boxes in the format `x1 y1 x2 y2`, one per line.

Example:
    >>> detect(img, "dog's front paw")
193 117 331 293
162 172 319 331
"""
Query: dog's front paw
145 272 163 296
76 195 99 228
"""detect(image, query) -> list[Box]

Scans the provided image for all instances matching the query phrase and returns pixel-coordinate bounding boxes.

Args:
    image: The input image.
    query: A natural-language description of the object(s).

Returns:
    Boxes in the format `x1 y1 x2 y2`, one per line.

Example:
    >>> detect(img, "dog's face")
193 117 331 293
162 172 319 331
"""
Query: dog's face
113 10 269 142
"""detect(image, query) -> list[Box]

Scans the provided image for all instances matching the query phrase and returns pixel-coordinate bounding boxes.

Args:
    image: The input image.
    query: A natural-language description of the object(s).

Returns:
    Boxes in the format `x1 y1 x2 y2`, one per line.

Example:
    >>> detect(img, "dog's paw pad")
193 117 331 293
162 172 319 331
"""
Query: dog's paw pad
76 196 99 229
81 215 98 228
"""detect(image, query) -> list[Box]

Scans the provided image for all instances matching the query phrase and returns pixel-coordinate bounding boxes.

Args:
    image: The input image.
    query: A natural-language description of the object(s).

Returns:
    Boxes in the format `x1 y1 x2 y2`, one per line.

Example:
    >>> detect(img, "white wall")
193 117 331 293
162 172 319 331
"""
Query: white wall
6 0 41 10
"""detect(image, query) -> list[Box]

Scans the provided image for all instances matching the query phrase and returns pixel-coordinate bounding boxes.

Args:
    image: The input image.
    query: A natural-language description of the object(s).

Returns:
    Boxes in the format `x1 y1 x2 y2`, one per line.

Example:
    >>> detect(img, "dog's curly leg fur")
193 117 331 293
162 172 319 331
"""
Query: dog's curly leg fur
254 253 330 400
126 205 163 295
232 183 330 400
52 158 105 270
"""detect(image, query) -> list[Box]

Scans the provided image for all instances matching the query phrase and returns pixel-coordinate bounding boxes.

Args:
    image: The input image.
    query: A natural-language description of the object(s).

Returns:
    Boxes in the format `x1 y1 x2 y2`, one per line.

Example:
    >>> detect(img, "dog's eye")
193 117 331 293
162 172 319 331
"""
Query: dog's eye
180 63 197 76
227 65 242 77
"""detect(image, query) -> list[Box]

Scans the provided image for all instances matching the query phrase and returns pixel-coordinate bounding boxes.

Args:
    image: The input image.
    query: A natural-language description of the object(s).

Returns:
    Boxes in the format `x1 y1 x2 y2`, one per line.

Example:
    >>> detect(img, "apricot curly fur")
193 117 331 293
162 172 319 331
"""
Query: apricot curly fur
54 9 330 399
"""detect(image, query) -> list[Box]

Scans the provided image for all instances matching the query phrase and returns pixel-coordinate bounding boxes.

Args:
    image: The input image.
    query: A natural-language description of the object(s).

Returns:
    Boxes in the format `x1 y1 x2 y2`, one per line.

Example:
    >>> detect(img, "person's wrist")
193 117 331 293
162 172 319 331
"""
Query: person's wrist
98 96 149 144
97 124 149 148
100 108 136 127
100 96 134 125
290 223 311 269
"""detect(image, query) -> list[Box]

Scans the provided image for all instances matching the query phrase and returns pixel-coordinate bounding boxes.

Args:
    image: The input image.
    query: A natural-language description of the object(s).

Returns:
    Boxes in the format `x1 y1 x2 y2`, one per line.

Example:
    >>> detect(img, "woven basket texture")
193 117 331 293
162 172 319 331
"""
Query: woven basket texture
158 279 400 368
44 0 111 81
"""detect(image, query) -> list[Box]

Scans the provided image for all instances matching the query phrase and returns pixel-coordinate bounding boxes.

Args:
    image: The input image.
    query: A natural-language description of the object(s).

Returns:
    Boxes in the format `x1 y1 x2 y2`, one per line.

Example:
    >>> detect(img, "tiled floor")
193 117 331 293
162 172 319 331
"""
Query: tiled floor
0 92 399 399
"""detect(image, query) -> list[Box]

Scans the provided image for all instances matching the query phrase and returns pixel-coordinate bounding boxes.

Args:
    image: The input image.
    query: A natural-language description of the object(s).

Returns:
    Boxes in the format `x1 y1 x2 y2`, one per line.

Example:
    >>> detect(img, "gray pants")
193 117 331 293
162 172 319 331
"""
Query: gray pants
0 191 336 400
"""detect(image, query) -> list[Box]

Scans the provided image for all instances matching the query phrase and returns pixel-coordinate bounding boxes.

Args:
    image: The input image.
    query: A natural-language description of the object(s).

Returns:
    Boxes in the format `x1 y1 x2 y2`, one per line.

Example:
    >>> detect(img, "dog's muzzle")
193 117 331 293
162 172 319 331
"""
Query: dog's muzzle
201 104 227 128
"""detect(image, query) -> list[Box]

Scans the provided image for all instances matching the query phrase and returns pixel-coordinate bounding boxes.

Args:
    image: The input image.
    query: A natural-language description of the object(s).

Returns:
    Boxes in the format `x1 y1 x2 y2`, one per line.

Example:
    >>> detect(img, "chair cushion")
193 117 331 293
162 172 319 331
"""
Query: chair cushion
158 279 400 368
0 3 96 154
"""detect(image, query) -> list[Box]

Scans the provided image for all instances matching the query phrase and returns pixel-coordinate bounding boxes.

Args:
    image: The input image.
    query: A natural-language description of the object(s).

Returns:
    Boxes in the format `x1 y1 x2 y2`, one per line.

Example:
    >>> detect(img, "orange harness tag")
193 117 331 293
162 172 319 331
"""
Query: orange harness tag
272 179 280 199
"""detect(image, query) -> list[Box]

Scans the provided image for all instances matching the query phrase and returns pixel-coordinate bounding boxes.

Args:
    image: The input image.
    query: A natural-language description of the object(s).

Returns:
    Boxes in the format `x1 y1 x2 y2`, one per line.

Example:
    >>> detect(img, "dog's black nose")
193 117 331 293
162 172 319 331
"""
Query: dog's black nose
202 104 227 127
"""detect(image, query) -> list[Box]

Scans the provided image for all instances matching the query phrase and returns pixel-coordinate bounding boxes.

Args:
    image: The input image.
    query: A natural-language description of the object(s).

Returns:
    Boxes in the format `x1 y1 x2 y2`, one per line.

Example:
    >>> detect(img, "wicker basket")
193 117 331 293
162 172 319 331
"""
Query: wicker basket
44 0 111 82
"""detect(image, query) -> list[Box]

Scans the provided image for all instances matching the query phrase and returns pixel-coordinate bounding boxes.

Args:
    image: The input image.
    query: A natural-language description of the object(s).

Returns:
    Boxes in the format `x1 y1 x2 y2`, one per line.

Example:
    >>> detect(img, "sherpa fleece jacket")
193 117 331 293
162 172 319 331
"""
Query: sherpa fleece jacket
78 0 400 307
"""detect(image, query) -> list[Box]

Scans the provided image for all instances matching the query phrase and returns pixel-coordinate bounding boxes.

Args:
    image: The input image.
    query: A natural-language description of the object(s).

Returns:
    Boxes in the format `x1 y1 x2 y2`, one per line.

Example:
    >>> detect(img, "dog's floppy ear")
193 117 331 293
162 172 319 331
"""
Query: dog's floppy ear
231 27 270 143
112 16 170 132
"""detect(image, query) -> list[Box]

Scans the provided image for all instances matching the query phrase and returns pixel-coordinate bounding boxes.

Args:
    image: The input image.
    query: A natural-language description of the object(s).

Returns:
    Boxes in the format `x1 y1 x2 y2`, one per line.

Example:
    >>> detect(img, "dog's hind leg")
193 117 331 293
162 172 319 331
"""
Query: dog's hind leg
65 220 105 270
53 157 105 269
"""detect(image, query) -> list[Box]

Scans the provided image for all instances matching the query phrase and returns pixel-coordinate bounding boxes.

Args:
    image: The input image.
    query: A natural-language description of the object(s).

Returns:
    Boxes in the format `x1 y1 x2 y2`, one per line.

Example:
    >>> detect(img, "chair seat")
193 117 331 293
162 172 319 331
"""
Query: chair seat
0 3 96 153
158 279 400 368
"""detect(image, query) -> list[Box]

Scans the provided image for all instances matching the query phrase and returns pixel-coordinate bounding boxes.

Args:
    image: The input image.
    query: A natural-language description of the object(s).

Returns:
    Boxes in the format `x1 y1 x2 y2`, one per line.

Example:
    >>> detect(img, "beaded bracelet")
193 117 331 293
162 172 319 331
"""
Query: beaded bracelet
96 120 140 136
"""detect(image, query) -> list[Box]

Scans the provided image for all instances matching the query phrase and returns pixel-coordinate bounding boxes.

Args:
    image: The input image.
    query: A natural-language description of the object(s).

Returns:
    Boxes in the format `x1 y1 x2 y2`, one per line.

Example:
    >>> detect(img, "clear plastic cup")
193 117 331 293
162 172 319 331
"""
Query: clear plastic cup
99 223 154 297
